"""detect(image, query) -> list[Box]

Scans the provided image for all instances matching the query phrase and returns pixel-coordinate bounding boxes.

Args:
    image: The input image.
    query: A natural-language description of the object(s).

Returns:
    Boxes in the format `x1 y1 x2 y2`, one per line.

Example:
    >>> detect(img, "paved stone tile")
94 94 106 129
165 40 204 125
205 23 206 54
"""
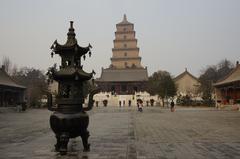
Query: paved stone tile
0 107 240 159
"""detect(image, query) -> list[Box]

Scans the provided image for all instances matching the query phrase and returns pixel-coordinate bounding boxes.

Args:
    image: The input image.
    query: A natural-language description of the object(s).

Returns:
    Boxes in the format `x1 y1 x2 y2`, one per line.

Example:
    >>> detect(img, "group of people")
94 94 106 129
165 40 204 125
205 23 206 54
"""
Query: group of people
118 99 175 112
119 100 132 107
137 99 175 112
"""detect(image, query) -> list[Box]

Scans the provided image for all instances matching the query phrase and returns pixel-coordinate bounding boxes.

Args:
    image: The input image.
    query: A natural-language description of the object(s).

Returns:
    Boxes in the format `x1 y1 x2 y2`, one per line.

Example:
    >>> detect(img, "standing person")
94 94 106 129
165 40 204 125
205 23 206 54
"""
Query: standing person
119 100 122 107
128 100 131 107
16 102 22 112
170 100 175 112
137 99 143 112
123 100 125 107
138 100 143 112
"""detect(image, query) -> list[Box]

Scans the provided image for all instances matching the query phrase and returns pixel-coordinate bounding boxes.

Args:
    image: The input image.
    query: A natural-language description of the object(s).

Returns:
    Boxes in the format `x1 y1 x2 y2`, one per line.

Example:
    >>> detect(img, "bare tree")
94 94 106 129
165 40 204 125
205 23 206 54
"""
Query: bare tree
11 64 18 76
1 56 12 74
198 59 234 106
217 59 234 80
13 67 49 107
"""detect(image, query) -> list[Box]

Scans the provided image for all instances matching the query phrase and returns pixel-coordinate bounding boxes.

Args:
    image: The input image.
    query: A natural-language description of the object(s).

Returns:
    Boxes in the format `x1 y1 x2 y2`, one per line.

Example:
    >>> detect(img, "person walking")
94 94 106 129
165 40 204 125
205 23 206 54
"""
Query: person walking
170 100 175 112
137 100 143 112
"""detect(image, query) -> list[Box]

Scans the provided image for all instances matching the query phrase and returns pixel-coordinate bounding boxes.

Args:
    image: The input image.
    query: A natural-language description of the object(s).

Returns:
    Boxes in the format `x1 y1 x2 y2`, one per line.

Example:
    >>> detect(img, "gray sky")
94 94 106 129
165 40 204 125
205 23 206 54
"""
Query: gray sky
0 0 239 77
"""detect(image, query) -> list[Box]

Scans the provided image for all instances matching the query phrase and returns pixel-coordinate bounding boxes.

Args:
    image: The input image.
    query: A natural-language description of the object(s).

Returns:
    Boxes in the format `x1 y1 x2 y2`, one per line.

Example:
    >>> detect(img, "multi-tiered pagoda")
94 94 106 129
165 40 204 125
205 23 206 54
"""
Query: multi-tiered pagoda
96 15 148 94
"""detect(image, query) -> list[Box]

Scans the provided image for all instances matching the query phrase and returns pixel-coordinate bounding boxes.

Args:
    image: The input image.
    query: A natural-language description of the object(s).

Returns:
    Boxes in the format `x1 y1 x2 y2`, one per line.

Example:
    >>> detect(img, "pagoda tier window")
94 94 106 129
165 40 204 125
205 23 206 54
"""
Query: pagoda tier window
74 57 80 67
60 84 71 98
123 28 126 31
124 44 127 48
124 52 127 56
65 60 71 66
123 35 127 39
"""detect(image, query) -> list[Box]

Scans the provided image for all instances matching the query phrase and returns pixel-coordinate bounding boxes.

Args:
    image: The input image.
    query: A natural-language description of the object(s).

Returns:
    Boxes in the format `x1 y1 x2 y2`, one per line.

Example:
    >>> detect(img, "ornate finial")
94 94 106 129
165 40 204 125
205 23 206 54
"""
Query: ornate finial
66 21 76 46
123 14 127 21
92 70 96 75
70 21 73 28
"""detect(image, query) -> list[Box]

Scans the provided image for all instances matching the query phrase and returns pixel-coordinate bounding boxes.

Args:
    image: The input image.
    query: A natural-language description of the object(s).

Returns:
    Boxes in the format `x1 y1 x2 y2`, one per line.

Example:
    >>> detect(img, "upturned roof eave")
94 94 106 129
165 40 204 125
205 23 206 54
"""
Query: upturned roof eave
213 65 240 86
54 71 92 78
54 43 90 55
53 74 92 81
0 83 26 89
0 68 26 89
96 67 148 82
213 80 240 87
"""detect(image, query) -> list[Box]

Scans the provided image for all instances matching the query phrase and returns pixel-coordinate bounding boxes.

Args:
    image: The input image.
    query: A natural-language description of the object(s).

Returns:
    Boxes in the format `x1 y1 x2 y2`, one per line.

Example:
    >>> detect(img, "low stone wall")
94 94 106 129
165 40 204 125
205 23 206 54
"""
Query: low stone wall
85 92 161 107
216 104 240 111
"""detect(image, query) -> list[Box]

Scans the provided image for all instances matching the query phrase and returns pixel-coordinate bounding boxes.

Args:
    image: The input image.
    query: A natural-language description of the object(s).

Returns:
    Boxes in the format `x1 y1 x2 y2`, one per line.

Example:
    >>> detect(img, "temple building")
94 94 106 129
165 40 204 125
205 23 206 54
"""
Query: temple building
174 68 201 97
96 15 148 94
214 61 240 106
0 65 26 107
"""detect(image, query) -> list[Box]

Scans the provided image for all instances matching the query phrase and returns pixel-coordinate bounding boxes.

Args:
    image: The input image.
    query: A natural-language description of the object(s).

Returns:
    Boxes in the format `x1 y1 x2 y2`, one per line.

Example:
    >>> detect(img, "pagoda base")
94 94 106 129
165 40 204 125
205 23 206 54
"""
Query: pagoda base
50 111 90 155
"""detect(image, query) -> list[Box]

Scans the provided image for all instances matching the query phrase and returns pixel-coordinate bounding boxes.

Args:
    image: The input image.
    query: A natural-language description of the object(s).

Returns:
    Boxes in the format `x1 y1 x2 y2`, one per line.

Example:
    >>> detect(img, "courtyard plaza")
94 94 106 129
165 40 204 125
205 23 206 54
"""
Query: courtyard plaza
0 106 240 159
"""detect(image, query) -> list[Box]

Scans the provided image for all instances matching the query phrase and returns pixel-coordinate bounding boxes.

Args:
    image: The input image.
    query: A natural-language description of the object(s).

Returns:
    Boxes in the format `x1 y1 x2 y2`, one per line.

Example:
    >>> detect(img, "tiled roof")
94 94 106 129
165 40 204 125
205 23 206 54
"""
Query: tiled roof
174 69 199 82
54 67 92 80
117 14 133 25
96 68 148 82
214 63 240 86
0 67 26 89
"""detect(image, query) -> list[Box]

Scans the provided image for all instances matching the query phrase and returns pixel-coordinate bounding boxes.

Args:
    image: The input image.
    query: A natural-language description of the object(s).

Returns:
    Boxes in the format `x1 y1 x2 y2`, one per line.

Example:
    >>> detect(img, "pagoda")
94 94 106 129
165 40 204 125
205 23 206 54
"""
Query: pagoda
96 15 148 94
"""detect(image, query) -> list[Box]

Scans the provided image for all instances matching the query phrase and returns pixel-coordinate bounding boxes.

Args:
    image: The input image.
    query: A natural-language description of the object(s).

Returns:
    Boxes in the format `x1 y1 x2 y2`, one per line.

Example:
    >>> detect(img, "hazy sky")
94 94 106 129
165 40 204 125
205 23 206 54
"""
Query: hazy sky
0 0 239 78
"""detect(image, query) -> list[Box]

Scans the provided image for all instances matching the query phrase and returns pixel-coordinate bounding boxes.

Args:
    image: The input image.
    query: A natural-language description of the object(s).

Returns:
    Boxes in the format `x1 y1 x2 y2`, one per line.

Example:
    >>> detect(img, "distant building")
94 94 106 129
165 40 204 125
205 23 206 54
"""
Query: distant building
96 15 148 94
214 61 240 106
48 80 58 95
174 68 201 97
0 65 26 107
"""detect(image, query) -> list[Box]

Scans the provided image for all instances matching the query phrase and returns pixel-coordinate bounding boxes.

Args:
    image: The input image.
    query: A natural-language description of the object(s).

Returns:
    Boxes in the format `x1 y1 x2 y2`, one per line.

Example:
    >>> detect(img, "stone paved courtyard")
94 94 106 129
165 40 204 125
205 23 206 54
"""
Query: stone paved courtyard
0 106 240 159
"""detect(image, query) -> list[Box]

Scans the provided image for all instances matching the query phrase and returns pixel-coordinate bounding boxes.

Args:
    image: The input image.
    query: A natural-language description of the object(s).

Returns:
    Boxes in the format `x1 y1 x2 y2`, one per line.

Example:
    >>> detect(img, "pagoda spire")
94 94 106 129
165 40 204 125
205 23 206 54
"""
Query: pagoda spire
123 14 127 22
65 21 77 46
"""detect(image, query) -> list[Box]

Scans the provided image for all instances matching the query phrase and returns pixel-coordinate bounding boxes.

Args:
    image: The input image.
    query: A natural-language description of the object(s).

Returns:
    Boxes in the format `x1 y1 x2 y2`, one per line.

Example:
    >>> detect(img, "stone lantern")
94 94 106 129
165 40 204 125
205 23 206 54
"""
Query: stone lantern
47 21 99 155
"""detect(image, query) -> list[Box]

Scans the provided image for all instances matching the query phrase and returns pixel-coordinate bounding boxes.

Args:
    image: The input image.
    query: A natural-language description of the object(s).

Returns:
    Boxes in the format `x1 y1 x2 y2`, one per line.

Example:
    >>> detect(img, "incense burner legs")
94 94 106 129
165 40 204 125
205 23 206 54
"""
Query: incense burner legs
50 111 90 155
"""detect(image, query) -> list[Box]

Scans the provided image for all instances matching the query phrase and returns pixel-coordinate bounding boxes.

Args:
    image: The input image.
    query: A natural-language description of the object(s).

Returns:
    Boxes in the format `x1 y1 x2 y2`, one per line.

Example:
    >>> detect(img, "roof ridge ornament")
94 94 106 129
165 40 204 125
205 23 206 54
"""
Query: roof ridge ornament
70 21 73 28
65 21 77 46
123 14 127 22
